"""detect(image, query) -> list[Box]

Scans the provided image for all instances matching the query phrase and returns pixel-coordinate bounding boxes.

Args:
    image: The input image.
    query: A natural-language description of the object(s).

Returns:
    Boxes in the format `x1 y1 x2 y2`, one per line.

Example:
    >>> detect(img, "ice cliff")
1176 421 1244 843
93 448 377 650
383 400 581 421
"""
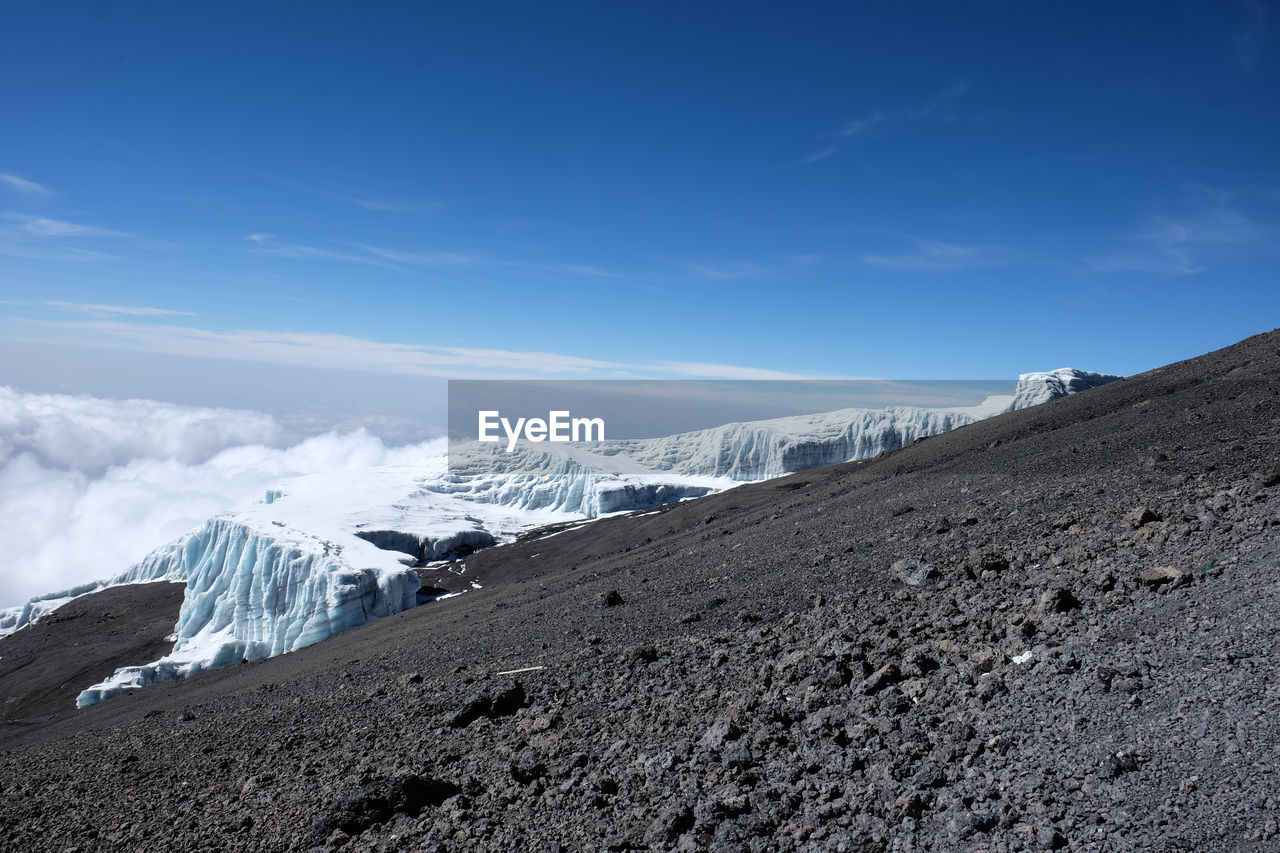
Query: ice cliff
72 461 573 706
75 516 421 707
443 368 1121 512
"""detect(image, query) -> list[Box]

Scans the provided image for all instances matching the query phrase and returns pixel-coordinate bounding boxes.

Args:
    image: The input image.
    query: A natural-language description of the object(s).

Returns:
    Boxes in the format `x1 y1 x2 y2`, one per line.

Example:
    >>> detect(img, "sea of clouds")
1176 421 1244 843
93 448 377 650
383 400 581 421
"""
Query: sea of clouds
0 386 442 608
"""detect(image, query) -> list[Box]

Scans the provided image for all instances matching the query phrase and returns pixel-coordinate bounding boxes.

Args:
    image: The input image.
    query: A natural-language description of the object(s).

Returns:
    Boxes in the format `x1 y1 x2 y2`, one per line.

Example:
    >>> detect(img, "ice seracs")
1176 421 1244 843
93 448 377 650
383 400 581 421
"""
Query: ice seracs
449 368 1120 495
1011 368 1119 410
75 461 575 706
76 517 421 707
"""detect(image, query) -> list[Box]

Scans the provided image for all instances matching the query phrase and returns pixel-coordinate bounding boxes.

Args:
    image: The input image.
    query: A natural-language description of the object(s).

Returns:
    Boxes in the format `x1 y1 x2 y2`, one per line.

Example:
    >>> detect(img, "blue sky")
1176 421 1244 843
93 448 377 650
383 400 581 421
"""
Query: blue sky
1 1 1277 392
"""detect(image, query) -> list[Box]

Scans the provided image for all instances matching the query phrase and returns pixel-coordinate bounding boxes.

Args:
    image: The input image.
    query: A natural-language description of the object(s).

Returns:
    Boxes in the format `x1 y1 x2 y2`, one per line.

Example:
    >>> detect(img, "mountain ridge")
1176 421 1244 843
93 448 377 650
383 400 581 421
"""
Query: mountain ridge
1 333 1277 851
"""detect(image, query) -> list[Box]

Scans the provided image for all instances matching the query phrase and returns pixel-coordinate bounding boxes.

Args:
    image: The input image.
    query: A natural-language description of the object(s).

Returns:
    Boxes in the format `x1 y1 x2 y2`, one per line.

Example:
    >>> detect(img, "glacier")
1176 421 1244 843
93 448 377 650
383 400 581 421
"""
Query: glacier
440 368 1120 509
0 368 1120 707
74 517 421 707
73 460 576 707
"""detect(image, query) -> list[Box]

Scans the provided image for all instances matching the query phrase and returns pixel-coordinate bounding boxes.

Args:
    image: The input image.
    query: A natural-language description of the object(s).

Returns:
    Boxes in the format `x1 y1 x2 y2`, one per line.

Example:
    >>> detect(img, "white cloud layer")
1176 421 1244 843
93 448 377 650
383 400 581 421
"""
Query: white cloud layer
0 387 441 608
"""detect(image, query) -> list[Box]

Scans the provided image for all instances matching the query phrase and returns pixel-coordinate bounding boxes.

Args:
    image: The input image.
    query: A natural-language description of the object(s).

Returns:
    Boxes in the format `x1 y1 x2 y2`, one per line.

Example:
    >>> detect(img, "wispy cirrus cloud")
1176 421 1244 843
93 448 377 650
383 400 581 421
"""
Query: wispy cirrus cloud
1233 0 1269 67
804 82 970 165
682 254 821 280
239 167 444 214
802 146 839 165
247 233 621 278
0 173 52 196
0 210 126 261
356 243 621 278
26 317 810 381
860 236 1003 272
354 245 488 267
1084 247 1204 277
1084 195 1276 276
36 319 629 378
0 241 116 262
245 233 407 271
4 213 125 238
341 196 439 213
655 361 816 380
43 301 195 318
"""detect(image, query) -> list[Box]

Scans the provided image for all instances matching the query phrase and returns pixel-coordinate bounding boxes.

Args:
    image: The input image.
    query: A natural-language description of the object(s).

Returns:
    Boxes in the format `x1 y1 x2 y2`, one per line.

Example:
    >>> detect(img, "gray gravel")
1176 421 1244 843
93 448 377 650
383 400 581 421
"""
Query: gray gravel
1 329 1278 852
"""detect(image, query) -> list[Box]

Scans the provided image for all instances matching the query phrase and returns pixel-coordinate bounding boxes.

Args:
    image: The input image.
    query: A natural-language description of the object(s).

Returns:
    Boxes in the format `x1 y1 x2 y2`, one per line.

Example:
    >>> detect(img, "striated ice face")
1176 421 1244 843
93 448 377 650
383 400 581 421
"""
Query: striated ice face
75 516 422 707
443 368 1121 506
73 462 569 707
1012 368 1119 410
4 368 1121 707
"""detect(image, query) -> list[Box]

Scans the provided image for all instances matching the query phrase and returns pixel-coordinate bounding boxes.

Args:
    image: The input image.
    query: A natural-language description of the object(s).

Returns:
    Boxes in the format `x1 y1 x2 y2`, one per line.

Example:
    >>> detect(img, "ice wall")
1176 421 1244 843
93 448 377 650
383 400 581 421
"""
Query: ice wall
445 368 1121 513
76 516 421 707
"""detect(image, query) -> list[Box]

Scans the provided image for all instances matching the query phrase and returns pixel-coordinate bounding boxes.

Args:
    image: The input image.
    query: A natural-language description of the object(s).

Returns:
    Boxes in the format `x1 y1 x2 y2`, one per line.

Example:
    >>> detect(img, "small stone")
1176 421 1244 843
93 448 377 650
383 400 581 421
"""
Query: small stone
892 558 938 587
966 549 1009 573
600 590 624 607
629 645 658 663
448 682 527 728
643 751 674 777
699 719 740 749
1037 587 1081 615
644 805 693 844
1138 566 1185 587
1037 827 1068 850
895 791 925 819
721 743 753 770
860 663 902 695
911 763 947 789
509 754 547 785
1126 506 1161 529
974 672 1004 701
1109 749 1141 777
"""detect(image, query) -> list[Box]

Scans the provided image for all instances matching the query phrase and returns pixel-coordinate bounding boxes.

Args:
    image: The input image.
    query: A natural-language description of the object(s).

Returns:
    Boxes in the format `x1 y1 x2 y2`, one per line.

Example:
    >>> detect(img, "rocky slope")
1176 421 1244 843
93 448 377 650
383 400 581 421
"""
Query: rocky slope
0 331 1277 852
0 581 184 724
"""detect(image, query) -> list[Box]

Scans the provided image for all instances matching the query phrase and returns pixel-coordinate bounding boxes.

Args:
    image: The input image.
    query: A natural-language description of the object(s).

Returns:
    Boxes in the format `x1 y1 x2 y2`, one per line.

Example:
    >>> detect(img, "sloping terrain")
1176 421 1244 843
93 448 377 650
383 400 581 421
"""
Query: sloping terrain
5 370 1114 711
5 369 1111 709
0 331 1277 852
0 581 183 725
